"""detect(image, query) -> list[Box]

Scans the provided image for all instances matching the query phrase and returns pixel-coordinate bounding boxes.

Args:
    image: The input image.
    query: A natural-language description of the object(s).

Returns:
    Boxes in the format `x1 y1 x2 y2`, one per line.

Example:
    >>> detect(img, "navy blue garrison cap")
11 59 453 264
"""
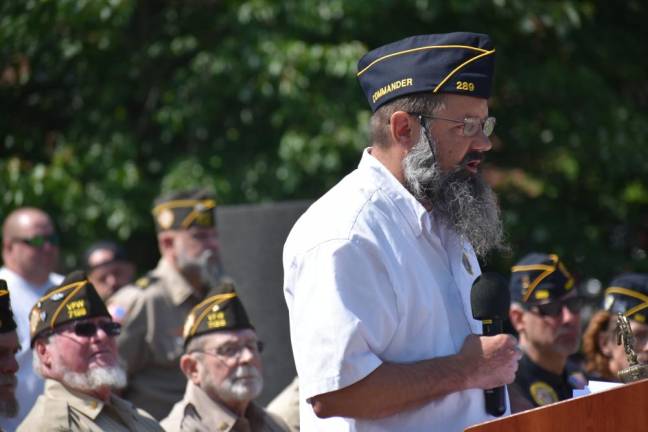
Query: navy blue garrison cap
604 273 648 323
357 32 496 112
509 253 575 304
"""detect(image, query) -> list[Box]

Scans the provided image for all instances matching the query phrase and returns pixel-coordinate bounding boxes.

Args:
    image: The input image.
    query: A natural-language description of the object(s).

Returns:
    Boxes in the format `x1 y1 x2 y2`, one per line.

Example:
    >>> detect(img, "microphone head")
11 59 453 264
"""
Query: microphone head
471 272 511 320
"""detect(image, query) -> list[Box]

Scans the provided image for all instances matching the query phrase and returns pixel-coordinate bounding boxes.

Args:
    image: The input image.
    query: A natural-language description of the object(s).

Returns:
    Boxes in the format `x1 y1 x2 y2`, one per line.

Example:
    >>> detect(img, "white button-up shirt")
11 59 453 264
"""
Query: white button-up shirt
0 266 62 430
283 149 508 431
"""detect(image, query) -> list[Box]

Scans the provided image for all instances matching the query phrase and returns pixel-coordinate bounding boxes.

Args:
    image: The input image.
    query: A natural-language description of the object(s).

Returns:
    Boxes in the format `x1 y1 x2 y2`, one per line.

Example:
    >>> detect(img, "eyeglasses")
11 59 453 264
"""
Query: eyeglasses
192 340 264 360
62 321 122 338
411 113 496 137
13 233 60 248
528 297 584 317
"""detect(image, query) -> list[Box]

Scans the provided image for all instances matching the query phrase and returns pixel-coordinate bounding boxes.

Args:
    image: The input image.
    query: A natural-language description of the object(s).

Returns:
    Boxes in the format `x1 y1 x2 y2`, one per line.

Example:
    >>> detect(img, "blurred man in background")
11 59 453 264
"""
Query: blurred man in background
84 240 136 314
508 253 586 412
109 189 227 419
0 281 19 423
0 207 63 429
162 285 289 431
19 271 162 431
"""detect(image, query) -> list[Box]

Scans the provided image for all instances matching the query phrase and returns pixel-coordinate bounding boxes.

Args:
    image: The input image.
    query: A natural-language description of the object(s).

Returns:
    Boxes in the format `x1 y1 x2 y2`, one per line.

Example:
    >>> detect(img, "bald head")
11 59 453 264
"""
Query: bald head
2 207 59 285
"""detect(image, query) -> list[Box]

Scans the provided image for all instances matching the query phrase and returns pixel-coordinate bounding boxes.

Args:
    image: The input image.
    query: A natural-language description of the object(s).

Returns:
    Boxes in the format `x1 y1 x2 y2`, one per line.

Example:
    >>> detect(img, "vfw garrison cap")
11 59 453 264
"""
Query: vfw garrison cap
29 270 110 346
357 32 496 112
152 189 217 232
510 253 575 304
604 273 648 323
183 283 253 347
0 280 17 333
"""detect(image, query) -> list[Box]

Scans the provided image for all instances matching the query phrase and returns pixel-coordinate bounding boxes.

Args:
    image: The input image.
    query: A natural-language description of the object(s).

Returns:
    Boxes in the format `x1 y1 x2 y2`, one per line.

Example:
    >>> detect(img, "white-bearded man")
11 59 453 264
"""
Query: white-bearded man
18 271 163 431
162 286 289 432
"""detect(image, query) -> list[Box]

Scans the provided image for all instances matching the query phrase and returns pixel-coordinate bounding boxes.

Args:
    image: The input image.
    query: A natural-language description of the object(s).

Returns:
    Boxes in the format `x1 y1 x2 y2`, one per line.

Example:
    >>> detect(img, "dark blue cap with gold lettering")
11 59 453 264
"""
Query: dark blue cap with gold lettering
603 273 648 324
510 253 575 304
357 32 496 112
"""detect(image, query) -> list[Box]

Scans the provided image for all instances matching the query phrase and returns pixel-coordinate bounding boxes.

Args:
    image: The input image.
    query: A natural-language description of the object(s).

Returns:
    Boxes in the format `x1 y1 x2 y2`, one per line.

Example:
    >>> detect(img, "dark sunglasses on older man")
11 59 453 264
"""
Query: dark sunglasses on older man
529 296 584 317
67 321 122 338
13 233 60 248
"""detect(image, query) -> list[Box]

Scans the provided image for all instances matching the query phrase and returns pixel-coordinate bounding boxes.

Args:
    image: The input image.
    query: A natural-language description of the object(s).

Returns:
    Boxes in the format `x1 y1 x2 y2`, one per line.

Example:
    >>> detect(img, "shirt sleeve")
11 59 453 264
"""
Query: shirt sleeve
115 291 150 374
286 237 399 400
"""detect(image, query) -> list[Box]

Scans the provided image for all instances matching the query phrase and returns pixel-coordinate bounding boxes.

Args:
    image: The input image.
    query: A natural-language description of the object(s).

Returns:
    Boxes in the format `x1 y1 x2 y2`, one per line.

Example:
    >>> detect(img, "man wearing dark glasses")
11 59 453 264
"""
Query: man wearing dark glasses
18 271 163 432
162 285 289 432
0 207 63 430
508 253 586 412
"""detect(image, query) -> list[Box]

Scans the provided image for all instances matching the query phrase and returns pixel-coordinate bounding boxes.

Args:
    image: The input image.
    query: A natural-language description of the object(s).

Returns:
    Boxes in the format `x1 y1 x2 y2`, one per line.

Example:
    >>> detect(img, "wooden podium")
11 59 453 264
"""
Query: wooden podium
465 379 648 432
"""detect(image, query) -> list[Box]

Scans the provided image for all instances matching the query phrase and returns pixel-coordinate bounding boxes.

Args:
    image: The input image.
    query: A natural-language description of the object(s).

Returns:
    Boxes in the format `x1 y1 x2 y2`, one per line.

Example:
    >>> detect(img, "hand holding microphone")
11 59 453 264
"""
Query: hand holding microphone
466 272 522 417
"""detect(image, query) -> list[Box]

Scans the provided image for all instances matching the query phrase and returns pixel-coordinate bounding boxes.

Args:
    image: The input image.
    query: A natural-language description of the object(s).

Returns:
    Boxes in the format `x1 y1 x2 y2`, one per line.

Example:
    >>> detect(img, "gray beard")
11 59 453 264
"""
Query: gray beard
57 364 127 393
177 249 224 289
403 133 505 257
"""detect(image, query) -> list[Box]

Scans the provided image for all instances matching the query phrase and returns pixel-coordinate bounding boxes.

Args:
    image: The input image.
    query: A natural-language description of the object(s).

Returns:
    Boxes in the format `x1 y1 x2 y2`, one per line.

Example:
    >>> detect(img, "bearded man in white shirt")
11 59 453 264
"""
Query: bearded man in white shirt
283 32 521 431
0 207 63 430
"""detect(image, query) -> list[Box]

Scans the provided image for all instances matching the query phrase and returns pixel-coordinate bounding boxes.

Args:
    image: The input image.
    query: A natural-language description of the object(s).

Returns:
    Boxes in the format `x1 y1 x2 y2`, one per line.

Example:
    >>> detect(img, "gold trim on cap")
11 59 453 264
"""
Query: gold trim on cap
432 49 495 93
512 254 561 303
188 292 238 338
46 281 88 328
605 286 648 318
357 44 492 77
151 199 216 215
0 290 8 297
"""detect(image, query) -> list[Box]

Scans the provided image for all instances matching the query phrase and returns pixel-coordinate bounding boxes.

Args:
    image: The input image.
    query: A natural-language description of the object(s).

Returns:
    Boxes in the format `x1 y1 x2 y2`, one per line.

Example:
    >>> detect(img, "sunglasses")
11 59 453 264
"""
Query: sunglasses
13 233 60 248
528 297 584 317
64 321 122 338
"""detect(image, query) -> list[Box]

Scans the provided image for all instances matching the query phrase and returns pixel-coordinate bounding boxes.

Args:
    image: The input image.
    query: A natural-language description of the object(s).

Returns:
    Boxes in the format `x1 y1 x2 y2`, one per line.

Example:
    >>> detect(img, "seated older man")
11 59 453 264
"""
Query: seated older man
0 281 20 423
161 284 289 431
18 271 163 432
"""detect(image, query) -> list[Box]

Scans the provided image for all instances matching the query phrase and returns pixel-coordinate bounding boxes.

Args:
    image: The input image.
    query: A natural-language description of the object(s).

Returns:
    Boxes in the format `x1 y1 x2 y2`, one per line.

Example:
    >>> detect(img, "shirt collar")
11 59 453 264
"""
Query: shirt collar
153 258 197 305
184 382 241 431
359 148 429 237
44 379 104 420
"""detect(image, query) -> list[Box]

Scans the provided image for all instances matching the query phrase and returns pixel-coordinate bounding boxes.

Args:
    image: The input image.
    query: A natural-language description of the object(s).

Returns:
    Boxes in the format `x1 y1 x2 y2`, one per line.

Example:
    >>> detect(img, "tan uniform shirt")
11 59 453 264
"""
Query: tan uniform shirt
161 382 290 432
109 258 203 420
266 377 299 432
17 379 163 432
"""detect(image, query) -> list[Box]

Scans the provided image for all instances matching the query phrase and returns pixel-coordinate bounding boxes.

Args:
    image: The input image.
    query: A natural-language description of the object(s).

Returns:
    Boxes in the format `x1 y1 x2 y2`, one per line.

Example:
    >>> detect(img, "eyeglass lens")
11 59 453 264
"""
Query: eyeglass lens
73 321 121 337
17 234 60 247
534 297 583 317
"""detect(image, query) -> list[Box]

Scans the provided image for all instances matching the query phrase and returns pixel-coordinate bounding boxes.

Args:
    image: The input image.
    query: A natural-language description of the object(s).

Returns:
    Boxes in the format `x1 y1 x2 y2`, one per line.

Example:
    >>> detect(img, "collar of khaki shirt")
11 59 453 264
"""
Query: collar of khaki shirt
152 258 199 305
183 381 266 432
44 379 112 420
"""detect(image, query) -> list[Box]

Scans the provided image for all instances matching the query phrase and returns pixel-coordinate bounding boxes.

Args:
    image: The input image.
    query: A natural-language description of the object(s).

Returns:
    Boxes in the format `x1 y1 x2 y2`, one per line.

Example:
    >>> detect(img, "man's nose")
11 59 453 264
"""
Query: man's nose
471 132 492 153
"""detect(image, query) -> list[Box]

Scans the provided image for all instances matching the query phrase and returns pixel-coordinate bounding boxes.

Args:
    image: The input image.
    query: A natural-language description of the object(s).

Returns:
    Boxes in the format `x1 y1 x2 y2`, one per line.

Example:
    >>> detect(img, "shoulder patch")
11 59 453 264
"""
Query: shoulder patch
530 381 558 406
135 275 157 289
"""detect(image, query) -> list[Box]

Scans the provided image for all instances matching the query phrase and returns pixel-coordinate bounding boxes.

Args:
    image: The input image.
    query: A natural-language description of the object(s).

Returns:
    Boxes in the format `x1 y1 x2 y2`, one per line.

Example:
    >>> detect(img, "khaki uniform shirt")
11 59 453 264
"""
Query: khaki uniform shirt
109 258 204 420
266 377 299 432
17 379 163 432
161 382 289 432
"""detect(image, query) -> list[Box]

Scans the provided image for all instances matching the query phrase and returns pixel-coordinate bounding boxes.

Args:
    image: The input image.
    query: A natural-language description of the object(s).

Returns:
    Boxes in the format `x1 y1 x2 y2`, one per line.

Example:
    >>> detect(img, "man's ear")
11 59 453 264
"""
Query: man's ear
389 111 417 152
35 339 52 370
180 354 201 384
509 305 525 334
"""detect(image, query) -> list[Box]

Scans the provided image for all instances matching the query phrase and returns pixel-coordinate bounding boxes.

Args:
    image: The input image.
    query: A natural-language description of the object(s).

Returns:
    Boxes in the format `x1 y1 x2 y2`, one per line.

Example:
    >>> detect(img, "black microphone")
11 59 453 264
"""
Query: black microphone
470 272 511 417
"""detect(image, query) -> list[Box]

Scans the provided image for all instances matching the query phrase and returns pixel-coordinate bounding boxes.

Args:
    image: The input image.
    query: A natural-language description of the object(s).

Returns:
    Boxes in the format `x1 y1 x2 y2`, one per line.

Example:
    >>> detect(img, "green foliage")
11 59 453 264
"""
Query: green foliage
1 0 647 283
